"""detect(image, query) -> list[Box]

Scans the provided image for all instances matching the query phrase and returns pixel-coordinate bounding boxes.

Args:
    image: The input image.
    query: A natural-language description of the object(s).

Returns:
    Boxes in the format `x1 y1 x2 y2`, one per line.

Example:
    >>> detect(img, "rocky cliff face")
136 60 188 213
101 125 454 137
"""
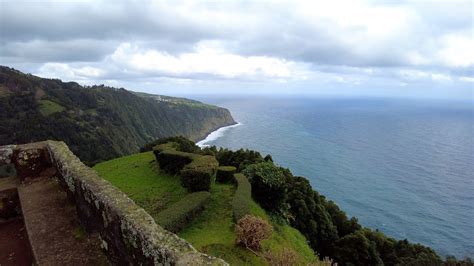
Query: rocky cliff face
0 66 235 164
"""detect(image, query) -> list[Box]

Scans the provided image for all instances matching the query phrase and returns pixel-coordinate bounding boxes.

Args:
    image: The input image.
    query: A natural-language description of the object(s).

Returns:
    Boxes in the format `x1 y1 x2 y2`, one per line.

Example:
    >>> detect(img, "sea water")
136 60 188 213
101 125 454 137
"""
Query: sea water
195 96 474 258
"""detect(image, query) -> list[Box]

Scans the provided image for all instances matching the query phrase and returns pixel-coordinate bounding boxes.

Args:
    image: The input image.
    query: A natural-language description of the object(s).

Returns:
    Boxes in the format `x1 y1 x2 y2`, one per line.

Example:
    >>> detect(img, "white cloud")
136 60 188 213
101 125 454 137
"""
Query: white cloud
36 63 104 81
438 33 474 67
459 76 474 83
398 69 453 82
109 42 307 80
430 73 452 82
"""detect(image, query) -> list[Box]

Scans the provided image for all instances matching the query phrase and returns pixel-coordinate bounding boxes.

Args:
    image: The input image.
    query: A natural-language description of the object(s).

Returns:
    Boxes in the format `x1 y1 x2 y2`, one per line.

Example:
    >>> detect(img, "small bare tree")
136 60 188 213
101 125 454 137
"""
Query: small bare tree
235 215 272 251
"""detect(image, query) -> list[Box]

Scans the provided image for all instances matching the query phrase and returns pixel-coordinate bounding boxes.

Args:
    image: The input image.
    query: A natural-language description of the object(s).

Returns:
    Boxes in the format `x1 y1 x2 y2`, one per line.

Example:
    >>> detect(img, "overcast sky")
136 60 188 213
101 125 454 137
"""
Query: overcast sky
1 0 473 99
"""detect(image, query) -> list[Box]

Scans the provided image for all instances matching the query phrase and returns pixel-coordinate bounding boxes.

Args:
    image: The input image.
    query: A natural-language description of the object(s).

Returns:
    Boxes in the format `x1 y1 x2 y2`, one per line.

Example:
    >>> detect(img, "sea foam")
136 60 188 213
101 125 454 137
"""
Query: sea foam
196 122 242 147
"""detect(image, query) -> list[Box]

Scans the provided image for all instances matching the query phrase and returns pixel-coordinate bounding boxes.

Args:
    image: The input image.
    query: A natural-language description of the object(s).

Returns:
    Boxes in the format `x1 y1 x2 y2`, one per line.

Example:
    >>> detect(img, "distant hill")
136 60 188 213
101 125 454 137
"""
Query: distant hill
0 66 235 165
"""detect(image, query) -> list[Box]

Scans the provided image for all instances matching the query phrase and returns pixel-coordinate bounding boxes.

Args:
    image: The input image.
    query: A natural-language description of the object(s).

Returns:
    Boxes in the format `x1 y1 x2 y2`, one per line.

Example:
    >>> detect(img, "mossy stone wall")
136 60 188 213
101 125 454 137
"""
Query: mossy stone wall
0 141 227 265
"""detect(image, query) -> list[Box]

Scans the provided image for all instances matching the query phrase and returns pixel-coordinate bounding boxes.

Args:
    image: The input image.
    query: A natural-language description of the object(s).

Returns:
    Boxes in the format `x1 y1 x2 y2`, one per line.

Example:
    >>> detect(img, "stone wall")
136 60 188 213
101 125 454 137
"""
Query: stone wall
0 141 227 265
0 145 16 178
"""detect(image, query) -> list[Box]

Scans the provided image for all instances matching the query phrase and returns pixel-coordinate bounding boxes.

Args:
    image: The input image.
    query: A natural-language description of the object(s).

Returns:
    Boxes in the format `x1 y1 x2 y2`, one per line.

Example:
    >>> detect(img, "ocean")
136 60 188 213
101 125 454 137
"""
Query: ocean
194 96 474 258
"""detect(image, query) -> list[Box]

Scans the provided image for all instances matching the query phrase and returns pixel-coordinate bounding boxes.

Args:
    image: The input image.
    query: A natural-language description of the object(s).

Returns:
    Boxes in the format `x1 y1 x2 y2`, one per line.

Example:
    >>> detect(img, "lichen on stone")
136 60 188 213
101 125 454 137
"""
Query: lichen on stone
0 145 15 165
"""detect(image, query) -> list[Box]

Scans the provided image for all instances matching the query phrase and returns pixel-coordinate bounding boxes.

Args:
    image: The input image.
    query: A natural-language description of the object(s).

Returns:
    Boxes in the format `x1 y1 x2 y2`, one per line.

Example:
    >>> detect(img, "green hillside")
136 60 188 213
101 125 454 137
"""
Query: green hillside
0 66 235 165
93 137 459 266
94 150 319 265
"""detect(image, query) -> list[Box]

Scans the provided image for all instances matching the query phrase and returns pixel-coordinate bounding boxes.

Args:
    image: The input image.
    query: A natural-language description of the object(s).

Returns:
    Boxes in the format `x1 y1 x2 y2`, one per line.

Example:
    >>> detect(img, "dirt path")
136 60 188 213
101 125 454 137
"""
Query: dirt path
0 217 33 266
18 177 107 265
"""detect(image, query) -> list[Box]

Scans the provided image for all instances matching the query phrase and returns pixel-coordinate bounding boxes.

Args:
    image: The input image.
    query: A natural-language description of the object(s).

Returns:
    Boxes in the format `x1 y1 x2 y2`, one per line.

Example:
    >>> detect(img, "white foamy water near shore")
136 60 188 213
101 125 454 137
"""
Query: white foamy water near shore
196 122 242 147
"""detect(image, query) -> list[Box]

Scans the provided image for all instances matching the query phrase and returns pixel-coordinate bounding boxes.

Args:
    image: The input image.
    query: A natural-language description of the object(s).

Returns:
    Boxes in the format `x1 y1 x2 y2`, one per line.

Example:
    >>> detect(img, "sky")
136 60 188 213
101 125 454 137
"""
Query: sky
0 0 473 99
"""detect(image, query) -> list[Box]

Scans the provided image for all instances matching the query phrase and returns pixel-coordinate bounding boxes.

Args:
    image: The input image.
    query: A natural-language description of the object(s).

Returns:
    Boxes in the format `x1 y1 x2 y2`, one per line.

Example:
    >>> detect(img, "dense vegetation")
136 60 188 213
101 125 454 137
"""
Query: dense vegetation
100 138 473 265
155 191 211 233
180 155 219 192
0 66 235 165
216 166 237 183
153 142 219 192
94 150 318 265
201 144 471 265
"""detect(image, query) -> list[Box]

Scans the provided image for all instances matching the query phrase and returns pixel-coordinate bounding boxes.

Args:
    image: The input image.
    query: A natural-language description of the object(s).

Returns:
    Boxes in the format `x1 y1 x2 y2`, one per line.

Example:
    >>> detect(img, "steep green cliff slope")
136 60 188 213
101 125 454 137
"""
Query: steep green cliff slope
0 66 235 164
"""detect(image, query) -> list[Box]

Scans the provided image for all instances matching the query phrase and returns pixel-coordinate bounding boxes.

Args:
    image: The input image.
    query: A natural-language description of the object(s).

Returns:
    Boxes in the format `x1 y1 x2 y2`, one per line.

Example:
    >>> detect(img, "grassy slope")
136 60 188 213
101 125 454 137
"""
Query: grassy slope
180 184 317 265
93 151 317 265
38 99 65 116
93 152 187 218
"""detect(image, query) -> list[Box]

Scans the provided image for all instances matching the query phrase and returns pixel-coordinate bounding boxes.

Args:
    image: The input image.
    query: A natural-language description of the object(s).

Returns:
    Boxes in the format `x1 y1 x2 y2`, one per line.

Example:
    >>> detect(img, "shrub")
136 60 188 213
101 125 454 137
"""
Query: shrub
242 162 287 212
154 149 195 175
286 175 339 257
333 231 383 265
214 148 265 171
141 136 199 153
155 191 211 233
235 215 272 251
152 142 178 153
216 166 237 183
232 174 252 221
180 155 218 192
264 248 300 266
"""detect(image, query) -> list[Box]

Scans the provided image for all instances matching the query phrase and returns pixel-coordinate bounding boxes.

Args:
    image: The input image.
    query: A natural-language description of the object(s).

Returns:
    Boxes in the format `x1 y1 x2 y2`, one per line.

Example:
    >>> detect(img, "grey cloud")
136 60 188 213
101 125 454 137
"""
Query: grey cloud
0 1 211 42
0 0 472 87
0 39 117 62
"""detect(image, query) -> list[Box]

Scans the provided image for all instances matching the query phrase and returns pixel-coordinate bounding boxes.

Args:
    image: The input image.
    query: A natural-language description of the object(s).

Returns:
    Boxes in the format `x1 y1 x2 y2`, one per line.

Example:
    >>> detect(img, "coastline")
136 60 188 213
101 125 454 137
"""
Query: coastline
196 122 242 147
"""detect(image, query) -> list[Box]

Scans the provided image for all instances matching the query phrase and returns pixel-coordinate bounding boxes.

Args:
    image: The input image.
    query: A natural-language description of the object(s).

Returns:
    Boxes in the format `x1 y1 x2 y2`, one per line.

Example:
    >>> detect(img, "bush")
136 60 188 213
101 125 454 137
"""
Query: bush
153 142 178 153
286 175 339 257
242 162 287 212
264 248 300 266
324 199 361 238
232 174 252 221
154 149 195 175
155 191 211 233
216 166 236 183
333 231 383 265
180 155 218 192
141 136 199 153
235 215 272 251
214 148 265 171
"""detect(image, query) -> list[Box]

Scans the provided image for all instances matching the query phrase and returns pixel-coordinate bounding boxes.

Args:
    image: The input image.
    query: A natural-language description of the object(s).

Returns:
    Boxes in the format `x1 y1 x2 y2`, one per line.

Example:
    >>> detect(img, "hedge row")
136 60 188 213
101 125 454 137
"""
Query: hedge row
216 166 237 183
181 155 219 192
153 148 196 174
232 173 252 221
154 142 219 192
155 191 211 233
153 142 178 154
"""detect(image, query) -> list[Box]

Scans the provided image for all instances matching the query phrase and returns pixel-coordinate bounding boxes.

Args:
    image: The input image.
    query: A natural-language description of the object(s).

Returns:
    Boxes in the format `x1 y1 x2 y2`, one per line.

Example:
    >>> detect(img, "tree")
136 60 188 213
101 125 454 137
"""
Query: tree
333 231 383 266
235 215 272 251
242 162 288 212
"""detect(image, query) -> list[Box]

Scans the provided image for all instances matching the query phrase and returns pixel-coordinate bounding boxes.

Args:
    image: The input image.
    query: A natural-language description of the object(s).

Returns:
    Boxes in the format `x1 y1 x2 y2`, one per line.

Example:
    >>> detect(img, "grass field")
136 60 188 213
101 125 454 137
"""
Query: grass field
179 183 317 264
93 151 187 218
38 99 65 116
94 151 317 265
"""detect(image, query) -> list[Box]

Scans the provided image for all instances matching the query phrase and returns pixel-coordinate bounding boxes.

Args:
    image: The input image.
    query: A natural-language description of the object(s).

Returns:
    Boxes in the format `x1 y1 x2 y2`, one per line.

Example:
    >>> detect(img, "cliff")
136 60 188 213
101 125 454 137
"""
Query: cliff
0 66 235 165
